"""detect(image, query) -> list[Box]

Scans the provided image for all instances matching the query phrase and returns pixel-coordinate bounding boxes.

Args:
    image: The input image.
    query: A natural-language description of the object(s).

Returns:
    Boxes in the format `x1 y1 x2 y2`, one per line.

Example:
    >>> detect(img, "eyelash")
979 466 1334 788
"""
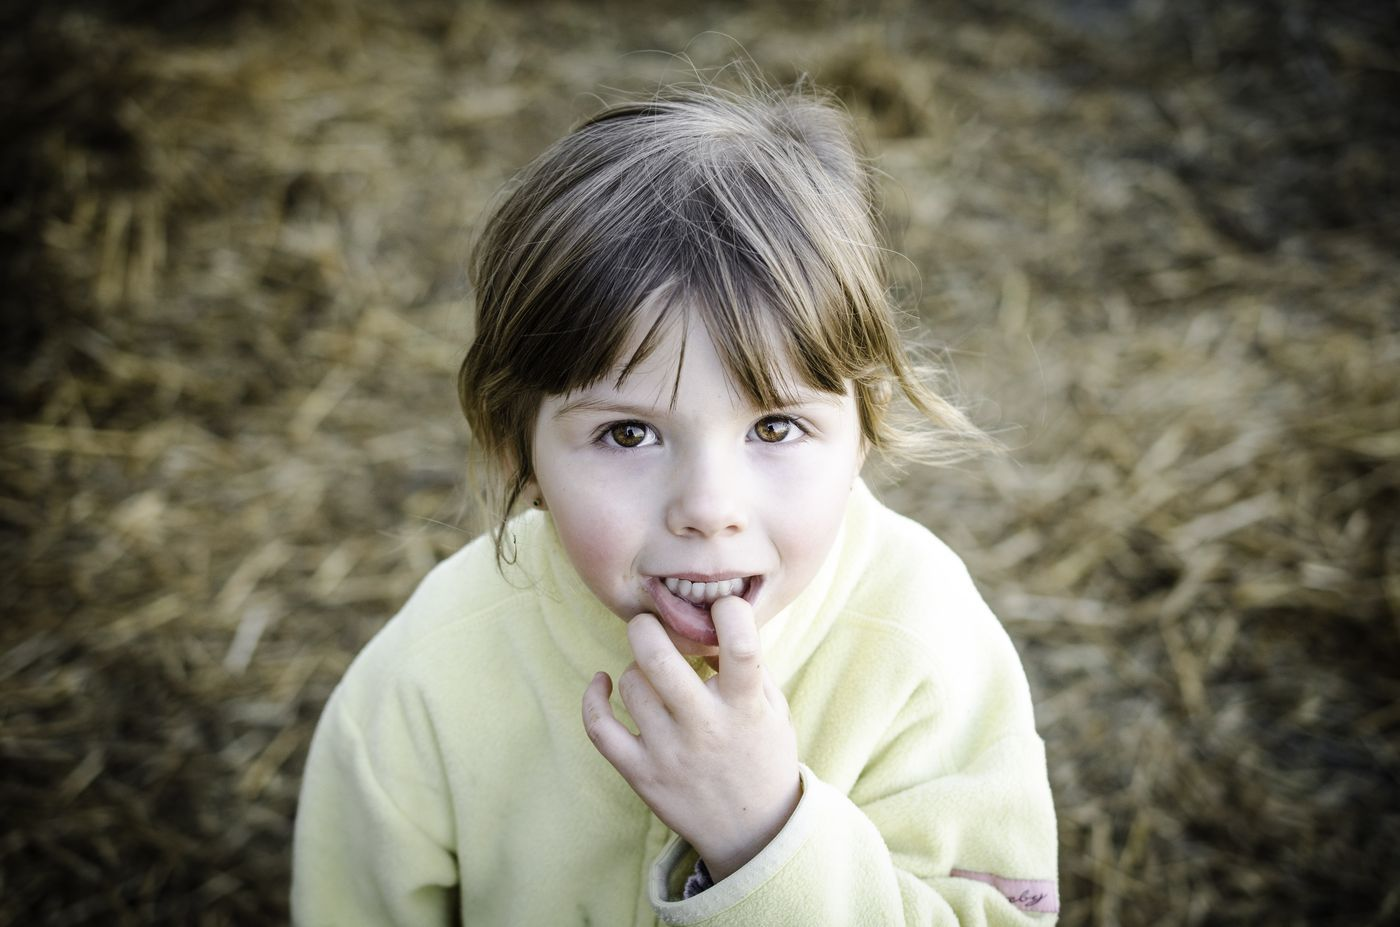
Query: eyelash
593 415 809 450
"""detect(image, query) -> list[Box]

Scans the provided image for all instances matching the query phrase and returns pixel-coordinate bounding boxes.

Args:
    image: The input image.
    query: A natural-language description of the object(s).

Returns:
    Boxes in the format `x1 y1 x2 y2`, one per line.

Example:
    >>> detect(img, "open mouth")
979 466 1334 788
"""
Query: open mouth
644 575 762 646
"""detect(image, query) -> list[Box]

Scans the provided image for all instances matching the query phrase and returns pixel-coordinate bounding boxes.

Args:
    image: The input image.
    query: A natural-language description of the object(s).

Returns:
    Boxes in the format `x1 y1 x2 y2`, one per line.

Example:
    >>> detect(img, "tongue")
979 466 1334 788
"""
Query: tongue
668 600 718 643
652 581 720 646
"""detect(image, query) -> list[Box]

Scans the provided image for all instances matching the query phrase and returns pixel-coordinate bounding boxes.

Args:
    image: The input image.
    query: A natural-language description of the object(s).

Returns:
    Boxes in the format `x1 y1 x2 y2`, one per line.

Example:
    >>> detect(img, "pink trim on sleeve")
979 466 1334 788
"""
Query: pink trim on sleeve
950 868 1059 914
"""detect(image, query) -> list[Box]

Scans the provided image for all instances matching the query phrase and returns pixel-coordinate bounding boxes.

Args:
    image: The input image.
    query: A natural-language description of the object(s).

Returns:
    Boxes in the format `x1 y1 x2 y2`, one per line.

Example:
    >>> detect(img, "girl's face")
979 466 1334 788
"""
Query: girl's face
530 314 866 657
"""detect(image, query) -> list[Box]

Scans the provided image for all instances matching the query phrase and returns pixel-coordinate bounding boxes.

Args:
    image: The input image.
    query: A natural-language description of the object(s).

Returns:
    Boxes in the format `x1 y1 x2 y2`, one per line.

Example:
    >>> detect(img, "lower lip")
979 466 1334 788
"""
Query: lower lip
644 577 761 646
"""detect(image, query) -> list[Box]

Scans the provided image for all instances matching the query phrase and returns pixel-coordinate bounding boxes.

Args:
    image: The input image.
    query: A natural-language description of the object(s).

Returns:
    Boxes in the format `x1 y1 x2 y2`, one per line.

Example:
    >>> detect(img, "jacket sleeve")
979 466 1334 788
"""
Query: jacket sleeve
291 665 459 926
647 617 1059 925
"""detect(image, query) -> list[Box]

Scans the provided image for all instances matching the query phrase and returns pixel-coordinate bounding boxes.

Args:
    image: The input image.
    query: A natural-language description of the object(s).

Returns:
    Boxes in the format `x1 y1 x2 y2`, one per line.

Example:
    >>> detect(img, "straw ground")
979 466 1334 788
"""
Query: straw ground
2 1 1397 923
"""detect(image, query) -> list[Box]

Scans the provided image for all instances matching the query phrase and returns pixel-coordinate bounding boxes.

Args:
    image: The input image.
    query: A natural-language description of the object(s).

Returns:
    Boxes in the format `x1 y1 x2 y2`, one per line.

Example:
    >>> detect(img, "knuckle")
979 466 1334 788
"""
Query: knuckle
583 710 606 741
640 651 675 684
663 748 689 775
635 767 665 793
618 666 644 698
727 639 760 663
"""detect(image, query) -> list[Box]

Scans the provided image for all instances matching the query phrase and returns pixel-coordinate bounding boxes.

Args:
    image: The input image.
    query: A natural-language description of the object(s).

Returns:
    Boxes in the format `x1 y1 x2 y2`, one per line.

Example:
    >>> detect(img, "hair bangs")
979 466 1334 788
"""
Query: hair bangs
505 221 675 400
676 151 859 412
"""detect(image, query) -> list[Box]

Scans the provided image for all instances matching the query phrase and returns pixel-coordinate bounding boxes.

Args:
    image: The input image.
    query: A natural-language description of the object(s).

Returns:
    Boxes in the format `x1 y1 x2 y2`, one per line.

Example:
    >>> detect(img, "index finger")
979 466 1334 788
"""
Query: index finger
710 595 763 703
627 613 705 719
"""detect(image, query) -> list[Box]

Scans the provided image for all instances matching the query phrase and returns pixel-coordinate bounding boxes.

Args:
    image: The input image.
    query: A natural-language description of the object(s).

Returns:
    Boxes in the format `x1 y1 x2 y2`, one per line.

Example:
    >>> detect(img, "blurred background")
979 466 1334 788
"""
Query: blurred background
2 0 1397 923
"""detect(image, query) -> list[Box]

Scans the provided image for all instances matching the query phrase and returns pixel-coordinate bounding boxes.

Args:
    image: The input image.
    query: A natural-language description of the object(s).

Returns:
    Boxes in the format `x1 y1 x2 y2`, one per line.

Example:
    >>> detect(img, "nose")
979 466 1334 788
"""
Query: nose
665 448 747 538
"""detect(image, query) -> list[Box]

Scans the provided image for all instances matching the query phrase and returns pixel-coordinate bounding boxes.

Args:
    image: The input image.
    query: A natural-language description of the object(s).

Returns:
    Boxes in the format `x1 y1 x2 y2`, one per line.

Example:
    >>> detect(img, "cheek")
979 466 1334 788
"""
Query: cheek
776 490 848 566
763 452 859 569
543 485 644 607
554 510 624 572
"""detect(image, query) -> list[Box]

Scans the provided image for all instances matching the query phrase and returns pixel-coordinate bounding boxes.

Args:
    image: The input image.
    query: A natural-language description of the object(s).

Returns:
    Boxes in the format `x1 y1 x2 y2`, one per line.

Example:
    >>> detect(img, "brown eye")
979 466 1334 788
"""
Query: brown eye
607 422 650 448
754 416 794 443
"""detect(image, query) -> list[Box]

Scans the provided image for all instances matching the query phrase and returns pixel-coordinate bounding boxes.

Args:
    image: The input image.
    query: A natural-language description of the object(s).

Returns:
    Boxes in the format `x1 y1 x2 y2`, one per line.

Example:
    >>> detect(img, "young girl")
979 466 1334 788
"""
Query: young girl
292 83 1059 925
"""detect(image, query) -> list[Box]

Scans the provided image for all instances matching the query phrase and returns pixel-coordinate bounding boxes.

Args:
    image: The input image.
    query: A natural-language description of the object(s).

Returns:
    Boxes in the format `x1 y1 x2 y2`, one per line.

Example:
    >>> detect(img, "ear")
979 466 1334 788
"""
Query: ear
855 438 870 485
523 478 548 511
851 380 878 478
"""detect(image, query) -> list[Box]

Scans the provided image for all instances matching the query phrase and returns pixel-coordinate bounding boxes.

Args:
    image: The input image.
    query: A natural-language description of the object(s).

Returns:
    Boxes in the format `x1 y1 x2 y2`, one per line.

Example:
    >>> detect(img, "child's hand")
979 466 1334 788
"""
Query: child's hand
582 596 801 882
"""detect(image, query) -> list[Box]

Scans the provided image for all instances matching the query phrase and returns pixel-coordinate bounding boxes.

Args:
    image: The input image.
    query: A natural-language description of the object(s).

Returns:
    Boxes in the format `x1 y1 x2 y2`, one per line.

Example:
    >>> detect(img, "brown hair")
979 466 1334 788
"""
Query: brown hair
459 80 998 564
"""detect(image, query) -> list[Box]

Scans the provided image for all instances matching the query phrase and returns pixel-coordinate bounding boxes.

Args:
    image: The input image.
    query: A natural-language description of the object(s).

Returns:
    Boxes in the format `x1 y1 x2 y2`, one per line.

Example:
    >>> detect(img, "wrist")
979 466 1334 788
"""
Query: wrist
697 773 802 882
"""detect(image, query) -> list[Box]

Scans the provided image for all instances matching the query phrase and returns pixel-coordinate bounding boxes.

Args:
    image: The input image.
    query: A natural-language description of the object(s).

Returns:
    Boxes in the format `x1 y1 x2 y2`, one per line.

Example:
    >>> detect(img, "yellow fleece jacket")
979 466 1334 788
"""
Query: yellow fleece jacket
292 481 1059 925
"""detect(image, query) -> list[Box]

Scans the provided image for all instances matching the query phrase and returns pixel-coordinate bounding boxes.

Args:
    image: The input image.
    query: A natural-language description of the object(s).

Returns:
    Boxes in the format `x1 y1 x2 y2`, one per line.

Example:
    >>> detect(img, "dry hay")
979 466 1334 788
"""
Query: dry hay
2 0 1398 923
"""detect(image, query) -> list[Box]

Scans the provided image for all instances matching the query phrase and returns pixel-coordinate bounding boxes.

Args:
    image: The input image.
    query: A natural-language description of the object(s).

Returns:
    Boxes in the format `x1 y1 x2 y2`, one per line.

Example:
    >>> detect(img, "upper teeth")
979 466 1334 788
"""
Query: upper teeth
663 576 748 604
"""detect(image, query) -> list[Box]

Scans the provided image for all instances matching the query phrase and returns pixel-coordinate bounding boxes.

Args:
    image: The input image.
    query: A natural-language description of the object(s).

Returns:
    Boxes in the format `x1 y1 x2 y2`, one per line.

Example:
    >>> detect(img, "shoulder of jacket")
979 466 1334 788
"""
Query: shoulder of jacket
341 530 538 689
832 494 1028 690
853 498 990 620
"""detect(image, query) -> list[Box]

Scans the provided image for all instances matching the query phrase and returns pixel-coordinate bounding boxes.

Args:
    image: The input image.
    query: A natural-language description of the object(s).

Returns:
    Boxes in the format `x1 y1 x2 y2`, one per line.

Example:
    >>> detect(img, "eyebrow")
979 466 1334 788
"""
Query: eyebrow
552 398 665 420
551 389 845 420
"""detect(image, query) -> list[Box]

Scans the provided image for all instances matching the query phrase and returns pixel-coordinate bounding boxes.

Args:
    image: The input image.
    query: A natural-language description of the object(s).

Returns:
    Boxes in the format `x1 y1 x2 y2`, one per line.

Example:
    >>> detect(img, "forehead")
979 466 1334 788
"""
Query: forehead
573 307 841 413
